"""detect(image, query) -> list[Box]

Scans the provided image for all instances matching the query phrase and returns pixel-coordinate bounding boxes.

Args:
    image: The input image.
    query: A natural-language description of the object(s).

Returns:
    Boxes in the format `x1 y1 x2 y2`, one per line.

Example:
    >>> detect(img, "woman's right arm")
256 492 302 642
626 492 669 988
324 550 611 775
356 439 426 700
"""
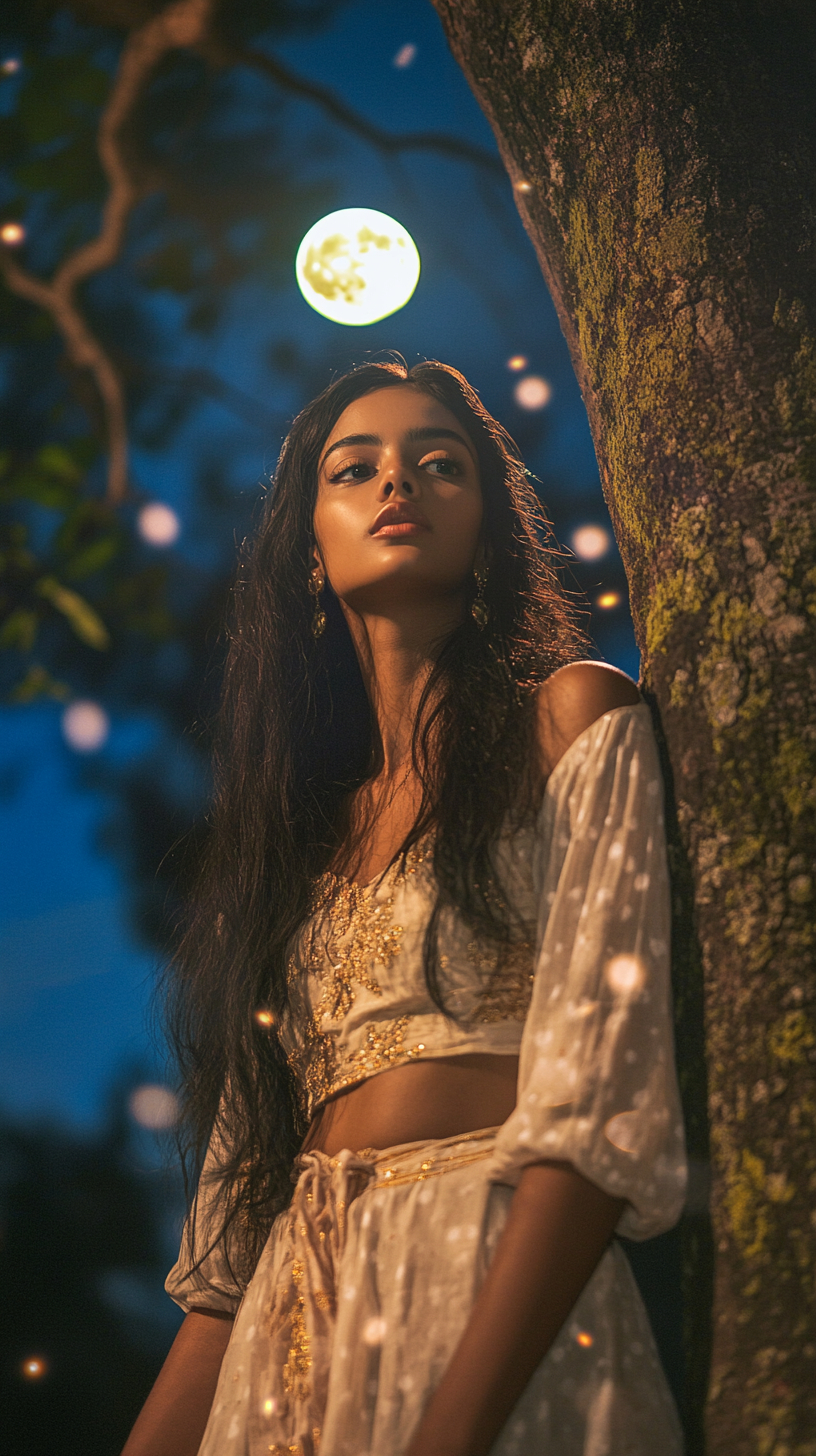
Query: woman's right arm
121 1309 233 1456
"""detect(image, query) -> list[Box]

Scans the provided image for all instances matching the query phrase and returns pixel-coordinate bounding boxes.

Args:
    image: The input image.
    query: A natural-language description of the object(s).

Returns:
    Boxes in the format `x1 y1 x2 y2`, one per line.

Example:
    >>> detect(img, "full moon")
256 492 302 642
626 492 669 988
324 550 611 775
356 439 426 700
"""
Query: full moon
295 208 420 326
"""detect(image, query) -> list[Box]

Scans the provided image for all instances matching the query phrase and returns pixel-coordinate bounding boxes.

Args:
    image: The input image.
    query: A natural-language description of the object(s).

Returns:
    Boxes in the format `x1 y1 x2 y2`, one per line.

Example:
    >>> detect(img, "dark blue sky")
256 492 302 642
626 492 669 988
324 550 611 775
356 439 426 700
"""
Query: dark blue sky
0 0 637 1129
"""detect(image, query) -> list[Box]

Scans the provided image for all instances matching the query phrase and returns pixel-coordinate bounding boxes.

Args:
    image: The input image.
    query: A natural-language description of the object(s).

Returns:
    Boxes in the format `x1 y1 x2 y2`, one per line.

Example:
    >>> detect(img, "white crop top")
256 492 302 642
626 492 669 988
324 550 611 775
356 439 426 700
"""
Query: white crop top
277 700 687 1240
166 703 688 1315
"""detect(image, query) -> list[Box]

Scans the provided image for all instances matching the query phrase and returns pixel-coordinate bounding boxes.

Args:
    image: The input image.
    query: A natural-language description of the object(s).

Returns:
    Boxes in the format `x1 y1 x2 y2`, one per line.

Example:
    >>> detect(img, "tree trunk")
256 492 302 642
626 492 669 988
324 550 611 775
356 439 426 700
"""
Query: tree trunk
430 2 816 1451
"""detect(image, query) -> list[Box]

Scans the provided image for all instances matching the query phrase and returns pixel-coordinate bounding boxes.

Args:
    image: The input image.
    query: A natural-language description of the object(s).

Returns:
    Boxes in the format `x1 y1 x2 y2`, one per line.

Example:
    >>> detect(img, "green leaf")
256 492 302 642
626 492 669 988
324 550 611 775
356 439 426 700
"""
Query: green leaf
8 663 71 704
0 607 38 651
37 445 84 483
0 445 87 509
64 534 119 581
17 54 109 148
143 240 199 293
16 131 105 204
36 575 111 650
2 470 76 509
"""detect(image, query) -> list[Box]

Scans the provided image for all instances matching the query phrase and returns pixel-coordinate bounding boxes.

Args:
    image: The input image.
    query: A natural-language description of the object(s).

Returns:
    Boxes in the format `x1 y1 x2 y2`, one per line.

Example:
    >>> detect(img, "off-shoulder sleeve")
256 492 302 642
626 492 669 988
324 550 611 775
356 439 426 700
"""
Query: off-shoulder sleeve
164 1119 244 1316
488 701 687 1240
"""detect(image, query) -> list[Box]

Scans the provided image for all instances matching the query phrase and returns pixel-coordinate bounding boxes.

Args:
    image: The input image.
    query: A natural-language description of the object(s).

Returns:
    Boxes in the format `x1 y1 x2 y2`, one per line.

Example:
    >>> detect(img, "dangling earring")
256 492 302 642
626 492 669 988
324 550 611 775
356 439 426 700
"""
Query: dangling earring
471 561 489 630
309 565 326 638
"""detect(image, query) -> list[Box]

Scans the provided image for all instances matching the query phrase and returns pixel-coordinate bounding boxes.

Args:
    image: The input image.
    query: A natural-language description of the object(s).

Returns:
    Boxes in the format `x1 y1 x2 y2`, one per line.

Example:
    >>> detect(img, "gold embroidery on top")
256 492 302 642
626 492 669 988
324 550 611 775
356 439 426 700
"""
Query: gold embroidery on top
282 1258 311 1400
337 1016 427 1084
469 937 535 1022
285 846 430 1112
284 837 534 1115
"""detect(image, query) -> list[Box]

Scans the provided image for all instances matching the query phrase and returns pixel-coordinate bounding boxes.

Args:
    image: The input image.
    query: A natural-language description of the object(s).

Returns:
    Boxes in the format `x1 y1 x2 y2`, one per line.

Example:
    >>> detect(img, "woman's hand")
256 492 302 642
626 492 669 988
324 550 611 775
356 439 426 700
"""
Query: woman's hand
403 1161 625 1456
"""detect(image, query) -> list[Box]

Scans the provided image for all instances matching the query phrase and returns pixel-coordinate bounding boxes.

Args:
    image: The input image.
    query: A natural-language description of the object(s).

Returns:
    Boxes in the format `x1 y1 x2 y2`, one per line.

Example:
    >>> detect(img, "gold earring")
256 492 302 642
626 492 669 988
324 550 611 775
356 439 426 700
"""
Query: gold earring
471 562 489 630
308 565 326 638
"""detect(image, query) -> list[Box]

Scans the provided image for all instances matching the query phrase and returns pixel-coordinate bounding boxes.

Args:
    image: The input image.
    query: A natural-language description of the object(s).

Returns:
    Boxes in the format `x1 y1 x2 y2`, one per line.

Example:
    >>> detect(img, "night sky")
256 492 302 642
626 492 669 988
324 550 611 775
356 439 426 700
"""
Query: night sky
0 0 638 1132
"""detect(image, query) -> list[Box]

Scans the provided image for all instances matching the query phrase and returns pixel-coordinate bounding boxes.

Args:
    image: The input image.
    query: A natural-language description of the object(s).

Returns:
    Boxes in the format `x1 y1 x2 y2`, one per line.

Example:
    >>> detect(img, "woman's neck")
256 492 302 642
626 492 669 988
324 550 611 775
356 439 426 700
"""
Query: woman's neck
344 600 463 778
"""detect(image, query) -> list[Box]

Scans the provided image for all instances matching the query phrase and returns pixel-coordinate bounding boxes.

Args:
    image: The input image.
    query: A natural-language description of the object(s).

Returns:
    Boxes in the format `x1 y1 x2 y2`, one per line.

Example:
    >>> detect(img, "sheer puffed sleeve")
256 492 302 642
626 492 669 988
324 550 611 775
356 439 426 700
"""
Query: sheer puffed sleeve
165 1118 244 1316
488 701 687 1239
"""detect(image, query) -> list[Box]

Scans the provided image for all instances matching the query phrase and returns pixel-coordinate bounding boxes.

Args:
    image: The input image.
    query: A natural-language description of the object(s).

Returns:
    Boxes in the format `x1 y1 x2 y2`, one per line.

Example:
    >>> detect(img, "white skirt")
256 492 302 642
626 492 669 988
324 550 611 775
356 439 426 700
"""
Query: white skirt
197 1129 683 1455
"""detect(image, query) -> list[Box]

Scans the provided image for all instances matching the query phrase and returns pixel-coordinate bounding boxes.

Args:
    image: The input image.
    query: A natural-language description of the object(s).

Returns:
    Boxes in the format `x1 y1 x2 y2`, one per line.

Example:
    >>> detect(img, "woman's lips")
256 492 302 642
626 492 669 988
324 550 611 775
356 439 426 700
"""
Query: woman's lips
371 520 430 537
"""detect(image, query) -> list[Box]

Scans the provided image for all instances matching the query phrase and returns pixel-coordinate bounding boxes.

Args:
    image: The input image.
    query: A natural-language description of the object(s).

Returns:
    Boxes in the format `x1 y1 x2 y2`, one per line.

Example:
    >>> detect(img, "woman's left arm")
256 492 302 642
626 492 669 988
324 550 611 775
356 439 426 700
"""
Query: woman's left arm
404 1159 624 1456
408 678 688 1455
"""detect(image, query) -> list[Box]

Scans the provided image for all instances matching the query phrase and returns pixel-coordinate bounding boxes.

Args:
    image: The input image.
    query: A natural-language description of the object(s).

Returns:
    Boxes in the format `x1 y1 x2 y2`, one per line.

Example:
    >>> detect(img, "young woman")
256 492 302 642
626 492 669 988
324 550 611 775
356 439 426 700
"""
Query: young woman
122 360 687 1456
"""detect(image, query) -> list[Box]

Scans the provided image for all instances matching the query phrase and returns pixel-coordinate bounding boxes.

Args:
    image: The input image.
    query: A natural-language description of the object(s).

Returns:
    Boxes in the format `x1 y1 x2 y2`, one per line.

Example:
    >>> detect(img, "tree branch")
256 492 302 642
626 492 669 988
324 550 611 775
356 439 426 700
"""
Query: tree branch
0 0 504 507
0 0 217 505
198 37 506 179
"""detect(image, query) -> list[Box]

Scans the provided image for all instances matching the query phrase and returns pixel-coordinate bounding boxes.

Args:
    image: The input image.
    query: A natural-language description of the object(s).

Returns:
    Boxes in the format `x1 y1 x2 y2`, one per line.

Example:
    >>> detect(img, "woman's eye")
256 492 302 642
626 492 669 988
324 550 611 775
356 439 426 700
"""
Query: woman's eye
422 456 461 476
330 460 374 482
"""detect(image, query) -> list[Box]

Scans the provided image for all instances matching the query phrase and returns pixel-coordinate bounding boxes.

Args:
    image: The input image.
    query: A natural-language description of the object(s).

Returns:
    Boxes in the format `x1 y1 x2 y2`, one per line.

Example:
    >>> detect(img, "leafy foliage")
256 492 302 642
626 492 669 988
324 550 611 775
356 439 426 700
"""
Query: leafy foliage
0 0 349 944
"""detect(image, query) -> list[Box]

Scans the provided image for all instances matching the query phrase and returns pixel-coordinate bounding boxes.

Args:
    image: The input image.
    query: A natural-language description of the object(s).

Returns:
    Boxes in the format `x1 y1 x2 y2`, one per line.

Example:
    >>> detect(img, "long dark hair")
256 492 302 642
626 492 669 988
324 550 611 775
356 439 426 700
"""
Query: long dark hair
164 359 590 1280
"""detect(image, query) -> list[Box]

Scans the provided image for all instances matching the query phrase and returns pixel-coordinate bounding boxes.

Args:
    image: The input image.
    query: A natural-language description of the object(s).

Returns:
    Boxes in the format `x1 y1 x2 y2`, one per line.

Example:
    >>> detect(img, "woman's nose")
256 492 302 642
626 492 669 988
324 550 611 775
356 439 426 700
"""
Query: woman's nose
380 473 416 499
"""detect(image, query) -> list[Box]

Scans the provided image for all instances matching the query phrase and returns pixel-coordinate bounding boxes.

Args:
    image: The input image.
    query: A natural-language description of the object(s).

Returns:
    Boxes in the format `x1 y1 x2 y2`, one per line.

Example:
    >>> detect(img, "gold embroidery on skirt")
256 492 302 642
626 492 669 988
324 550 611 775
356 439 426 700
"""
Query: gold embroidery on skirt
282 1259 311 1400
375 1145 493 1188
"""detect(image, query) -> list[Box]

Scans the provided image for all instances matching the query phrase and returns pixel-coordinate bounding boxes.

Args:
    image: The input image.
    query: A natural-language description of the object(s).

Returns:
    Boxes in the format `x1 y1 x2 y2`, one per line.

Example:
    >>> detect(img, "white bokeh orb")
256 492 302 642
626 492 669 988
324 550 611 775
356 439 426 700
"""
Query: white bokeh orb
605 954 646 996
296 208 421 326
62 700 109 753
138 502 180 547
129 1084 180 1130
572 525 611 561
362 1317 387 1346
393 43 417 68
514 375 552 410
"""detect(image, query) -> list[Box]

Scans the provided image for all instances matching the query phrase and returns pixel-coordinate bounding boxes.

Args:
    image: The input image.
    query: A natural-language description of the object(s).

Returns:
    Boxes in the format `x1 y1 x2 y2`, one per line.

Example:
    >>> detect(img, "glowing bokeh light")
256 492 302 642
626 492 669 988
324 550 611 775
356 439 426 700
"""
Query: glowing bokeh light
393 43 417 68
514 180 532 193
295 208 420 326
21 1356 48 1380
362 1317 387 1346
571 525 611 561
507 355 528 372
1 58 21 75
0 221 25 246
62 700 109 753
514 375 552 411
263 1397 277 1416
605 954 646 996
129 1084 180 1130
604 1111 639 1153
596 591 621 610
138 501 180 547
255 1008 275 1028
576 1331 594 1349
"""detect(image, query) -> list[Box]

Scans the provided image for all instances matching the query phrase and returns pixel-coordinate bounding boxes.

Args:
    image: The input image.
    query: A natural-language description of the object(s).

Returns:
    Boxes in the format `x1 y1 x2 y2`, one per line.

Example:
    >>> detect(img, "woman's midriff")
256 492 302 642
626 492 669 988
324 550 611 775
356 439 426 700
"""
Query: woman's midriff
302 1052 520 1157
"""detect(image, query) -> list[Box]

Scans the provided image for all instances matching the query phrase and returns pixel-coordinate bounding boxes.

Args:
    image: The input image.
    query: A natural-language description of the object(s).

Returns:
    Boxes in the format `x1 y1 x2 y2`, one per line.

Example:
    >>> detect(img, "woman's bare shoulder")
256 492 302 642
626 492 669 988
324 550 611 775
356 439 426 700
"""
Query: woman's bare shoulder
534 660 641 776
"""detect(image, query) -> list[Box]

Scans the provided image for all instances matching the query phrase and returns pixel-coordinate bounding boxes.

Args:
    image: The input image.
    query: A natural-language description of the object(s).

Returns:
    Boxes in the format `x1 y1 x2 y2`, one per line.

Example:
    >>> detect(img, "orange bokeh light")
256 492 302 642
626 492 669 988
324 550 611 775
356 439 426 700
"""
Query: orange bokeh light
507 355 528 371
1 221 25 246
254 1009 275 1027
596 591 621 610
576 1331 594 1348
21 1356 48 1380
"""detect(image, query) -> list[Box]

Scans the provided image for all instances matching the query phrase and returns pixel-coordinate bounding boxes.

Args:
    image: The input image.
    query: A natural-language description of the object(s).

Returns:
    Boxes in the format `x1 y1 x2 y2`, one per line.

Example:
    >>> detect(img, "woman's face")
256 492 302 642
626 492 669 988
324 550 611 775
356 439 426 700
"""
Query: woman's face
312 386 484 620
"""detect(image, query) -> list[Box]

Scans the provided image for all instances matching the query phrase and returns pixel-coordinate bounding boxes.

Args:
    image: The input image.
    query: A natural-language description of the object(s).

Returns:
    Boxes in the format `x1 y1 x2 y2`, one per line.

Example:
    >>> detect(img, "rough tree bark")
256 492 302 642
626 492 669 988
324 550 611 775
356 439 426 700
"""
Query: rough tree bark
430 3 816 1453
